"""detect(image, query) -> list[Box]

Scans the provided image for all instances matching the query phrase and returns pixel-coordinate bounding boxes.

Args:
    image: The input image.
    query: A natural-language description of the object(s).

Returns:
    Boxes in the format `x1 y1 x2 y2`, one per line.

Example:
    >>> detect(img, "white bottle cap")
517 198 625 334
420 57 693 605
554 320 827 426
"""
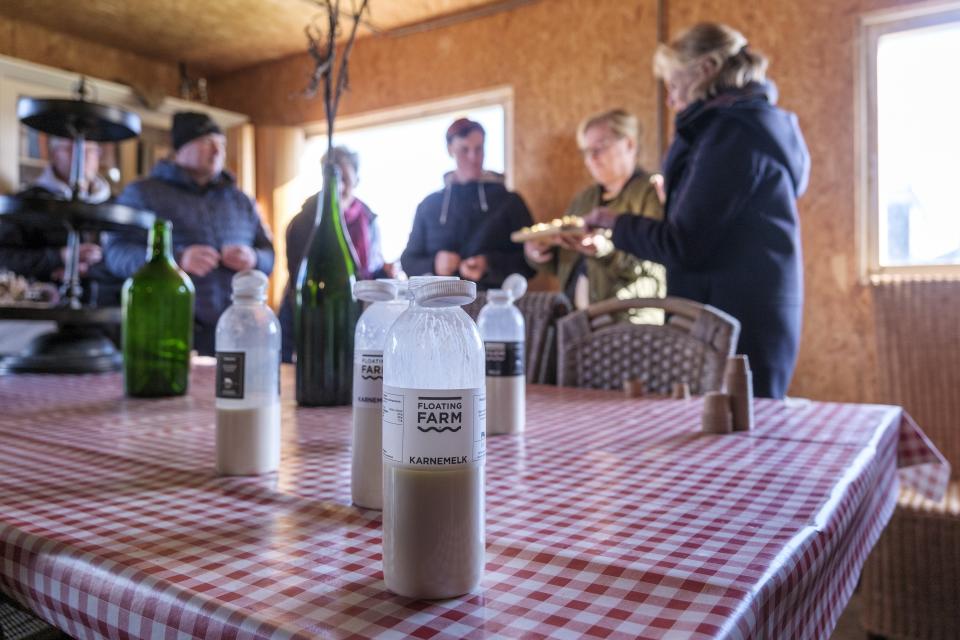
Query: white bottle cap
354 279 397 302
502 273 528 300
377 278 409 299
231 269 268 300
487 288 511 303
406 275 458 298
415 279 477 307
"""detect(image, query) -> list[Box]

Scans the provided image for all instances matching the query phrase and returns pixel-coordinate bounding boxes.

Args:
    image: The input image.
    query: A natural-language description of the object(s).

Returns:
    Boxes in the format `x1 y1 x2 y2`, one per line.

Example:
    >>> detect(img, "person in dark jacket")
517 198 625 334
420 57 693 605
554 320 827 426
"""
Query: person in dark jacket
103 112 274 355
279 146 390 362
401 118 534 289
0 137 117 303
585 23 810 399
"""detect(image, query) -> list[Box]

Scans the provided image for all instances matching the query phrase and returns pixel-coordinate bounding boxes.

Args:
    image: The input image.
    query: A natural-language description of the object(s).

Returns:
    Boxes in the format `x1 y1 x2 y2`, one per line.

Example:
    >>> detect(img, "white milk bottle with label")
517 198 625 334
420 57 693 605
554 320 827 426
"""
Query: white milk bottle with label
351 279 407 510
477 274 527 435
382 278 486 599
214 270 281 475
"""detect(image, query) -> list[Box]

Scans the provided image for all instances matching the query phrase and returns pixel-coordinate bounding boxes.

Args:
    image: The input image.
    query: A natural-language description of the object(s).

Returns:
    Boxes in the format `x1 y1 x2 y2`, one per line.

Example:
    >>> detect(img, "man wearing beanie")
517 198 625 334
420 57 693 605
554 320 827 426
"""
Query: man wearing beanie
401 118 534 289
103 111 274 355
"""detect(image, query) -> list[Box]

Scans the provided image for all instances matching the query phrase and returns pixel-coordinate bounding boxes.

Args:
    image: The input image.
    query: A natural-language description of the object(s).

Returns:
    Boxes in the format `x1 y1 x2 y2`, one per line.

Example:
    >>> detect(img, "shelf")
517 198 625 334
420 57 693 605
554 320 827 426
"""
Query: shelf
18 156 48 168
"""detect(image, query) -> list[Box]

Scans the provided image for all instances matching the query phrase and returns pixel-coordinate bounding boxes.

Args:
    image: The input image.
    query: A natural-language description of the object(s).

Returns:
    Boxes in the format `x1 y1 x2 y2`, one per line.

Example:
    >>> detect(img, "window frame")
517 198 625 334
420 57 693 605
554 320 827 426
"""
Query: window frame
857 1 960 281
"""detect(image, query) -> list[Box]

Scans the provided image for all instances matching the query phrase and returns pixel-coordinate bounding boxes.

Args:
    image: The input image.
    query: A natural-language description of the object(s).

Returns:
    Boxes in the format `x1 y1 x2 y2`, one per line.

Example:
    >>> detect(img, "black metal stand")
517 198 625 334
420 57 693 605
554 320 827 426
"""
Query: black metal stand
0 91 150 375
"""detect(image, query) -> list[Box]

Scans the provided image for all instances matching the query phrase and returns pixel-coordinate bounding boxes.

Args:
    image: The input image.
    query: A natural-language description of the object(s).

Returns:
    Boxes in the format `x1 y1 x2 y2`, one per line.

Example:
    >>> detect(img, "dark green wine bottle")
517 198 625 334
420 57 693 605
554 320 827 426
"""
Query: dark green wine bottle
122 220 195 397
295 161 362 406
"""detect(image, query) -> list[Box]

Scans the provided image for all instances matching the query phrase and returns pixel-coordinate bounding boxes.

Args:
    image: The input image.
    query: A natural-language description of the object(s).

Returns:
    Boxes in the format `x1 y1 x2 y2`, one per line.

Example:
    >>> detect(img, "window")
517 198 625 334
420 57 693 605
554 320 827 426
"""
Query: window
297 88 511 264
860 3 960 278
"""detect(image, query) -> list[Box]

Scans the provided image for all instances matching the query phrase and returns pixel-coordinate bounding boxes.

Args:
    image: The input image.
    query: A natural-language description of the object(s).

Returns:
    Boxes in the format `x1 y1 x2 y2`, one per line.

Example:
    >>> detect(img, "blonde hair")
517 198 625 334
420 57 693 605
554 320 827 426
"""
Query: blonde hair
654 23 768 103
576 109 640 151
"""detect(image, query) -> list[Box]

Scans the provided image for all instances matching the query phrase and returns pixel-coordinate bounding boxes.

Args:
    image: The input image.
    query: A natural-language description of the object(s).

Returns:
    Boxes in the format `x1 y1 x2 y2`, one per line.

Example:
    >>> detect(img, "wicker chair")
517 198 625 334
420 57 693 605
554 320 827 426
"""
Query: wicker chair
556 296 740 394
464 290 573 384
861 279 960 639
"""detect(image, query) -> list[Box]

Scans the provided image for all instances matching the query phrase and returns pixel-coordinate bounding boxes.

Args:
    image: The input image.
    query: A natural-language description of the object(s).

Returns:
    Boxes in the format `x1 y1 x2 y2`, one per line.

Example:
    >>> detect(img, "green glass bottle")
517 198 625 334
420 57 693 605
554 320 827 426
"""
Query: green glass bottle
122 220 195 397
295 161 363 406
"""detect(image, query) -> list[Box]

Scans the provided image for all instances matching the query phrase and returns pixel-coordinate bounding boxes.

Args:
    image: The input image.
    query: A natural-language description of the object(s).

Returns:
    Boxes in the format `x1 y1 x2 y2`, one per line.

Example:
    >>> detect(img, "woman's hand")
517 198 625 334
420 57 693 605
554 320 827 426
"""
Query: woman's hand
558 233 599 257
582 207 618 230
524 239 555 264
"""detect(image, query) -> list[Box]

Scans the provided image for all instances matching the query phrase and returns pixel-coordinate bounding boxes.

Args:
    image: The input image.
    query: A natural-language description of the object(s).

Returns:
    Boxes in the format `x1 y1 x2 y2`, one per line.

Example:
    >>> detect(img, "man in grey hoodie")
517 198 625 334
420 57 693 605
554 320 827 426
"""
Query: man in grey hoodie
104 112 274 355
401 118 533 289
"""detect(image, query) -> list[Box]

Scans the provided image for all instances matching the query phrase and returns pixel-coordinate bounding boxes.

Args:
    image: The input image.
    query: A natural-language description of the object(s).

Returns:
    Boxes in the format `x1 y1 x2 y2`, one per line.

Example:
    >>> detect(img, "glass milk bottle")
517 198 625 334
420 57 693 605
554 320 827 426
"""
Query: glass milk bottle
215 270 281 475
352 279 408 510
477 274 527 435
382 278 486 599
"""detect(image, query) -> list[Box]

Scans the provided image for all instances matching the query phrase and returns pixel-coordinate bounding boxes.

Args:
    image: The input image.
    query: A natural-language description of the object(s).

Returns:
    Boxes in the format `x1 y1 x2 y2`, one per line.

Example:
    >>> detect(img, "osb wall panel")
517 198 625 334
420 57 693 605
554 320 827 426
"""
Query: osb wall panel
0 16 178 100
209 0 661 228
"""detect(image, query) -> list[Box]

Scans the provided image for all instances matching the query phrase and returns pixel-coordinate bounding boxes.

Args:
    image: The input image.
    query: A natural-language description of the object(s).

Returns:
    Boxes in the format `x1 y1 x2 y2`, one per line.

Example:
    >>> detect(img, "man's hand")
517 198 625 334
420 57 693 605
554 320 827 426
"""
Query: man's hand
221 244 257 272
524 239 555 264
180 245 221 277
60 243 102 276
434 250 461 276
459 255 488 282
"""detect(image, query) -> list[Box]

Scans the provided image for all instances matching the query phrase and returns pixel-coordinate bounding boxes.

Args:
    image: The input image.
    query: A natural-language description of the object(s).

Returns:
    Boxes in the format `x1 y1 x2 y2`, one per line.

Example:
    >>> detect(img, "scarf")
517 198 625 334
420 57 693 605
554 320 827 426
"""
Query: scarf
343 198 371 278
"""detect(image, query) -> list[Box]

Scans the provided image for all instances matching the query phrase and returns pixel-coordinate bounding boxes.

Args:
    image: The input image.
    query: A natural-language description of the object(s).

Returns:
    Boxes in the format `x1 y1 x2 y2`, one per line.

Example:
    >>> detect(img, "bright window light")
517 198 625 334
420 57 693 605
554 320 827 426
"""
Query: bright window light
877 22 960 266
298 104 506 263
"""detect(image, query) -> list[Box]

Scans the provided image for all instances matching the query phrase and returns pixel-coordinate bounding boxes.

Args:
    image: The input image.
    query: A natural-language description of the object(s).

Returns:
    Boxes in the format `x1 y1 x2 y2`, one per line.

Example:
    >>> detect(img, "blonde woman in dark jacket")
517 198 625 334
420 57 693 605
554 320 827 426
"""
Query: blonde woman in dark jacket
586 24 810 398
525 110 664 310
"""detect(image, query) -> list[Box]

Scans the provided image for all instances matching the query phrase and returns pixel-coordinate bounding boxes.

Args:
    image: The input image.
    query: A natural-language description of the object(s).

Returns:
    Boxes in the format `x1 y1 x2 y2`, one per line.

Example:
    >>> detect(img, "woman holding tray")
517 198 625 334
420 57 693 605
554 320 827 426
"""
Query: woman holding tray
523 109 664 310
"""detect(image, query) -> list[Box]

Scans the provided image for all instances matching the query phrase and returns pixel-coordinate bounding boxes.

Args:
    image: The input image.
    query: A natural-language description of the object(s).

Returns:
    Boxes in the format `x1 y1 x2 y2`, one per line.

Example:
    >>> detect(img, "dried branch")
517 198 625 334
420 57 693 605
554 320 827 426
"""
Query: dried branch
300 0 370 157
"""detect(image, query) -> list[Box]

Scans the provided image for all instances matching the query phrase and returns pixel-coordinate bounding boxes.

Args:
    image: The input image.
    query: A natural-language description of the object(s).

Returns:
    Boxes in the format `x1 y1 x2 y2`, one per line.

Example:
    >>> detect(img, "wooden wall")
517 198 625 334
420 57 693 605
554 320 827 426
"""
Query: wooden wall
0 15 178 101
207 0 943 404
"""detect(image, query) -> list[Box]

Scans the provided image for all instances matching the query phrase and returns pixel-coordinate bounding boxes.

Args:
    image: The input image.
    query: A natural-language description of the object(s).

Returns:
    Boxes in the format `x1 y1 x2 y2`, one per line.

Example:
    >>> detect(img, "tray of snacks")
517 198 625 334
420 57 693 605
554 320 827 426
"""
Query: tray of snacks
511 215 613 243
511 215 590 243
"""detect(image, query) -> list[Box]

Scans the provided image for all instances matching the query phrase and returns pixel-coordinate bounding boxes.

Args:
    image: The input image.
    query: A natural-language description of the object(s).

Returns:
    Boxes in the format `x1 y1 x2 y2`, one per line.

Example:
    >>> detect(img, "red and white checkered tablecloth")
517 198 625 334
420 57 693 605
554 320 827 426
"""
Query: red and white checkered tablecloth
0 363 948 639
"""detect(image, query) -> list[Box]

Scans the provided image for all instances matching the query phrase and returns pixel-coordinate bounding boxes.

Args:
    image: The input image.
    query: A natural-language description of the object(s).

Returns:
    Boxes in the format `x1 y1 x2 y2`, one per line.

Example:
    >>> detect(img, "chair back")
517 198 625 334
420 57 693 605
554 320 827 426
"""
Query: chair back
557 296 740 394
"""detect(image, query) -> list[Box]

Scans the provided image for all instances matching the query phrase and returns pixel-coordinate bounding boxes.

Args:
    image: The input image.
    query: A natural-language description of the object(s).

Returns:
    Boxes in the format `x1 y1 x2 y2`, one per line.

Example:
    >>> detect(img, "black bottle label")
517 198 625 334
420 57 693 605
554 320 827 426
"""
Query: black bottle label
216 351 245 399
485 341 524 377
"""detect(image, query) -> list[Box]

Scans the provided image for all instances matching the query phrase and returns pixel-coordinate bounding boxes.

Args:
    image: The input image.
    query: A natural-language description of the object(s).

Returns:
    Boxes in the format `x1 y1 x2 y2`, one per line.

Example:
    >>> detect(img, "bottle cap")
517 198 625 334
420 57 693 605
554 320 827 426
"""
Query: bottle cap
378 278 409 298
415 279 477 307
231 269 268 300
487 288 511 303
502 273 528 301
406 275 458 298
354 279 397 302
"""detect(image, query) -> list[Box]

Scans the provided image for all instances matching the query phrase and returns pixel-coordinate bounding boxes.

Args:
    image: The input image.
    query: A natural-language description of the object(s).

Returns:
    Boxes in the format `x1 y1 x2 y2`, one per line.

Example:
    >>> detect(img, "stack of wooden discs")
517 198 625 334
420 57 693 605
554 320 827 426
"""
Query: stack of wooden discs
723 355 754 432
701 392 733 434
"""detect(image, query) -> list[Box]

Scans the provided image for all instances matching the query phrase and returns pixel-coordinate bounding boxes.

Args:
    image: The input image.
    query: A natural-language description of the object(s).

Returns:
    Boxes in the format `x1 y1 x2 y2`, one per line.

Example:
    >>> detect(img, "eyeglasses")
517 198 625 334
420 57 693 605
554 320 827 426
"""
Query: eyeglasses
580 137 621 159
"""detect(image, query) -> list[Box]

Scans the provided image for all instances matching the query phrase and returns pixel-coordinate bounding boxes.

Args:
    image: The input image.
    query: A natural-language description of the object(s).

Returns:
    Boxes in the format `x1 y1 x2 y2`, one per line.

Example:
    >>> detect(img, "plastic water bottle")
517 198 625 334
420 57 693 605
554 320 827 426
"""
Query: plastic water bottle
478 274 527 435
351 278 408 510
214 270 281 475
381 277 486 599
